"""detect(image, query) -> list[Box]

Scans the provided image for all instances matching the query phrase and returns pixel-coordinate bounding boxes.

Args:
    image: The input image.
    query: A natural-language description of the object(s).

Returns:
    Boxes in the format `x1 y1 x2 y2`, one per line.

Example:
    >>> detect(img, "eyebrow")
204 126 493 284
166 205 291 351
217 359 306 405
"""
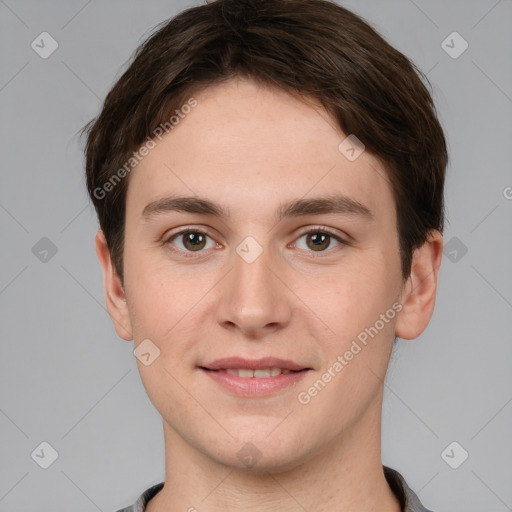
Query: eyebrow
141 194 374 223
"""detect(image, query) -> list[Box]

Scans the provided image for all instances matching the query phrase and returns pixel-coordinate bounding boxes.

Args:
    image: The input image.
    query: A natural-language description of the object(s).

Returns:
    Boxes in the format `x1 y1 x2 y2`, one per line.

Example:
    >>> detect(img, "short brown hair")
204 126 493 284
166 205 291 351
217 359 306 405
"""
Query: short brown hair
82 0 447 283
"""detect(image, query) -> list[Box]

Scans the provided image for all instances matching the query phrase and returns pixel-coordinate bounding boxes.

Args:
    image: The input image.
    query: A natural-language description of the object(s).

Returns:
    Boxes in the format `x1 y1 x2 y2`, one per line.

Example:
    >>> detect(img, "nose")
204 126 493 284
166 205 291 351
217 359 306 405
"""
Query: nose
215 241 293 338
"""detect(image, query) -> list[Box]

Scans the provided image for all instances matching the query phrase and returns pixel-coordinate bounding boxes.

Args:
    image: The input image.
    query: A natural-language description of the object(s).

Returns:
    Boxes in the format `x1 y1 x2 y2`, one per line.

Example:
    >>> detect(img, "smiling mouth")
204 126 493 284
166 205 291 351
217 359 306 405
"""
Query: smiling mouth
200 365 310 397
201 367 305 378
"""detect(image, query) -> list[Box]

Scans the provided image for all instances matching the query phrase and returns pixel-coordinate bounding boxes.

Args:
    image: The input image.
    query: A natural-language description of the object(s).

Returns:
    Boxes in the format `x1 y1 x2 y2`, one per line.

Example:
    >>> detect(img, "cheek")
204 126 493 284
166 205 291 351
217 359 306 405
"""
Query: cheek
303 263 395 331
123 242 184 331
296 257 401 380
124 255 221 362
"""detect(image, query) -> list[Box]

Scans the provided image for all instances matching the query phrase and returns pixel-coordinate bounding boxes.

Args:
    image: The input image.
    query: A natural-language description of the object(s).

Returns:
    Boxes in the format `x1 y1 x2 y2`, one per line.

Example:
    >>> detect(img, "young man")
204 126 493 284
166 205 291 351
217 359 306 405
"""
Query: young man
83 0 447 510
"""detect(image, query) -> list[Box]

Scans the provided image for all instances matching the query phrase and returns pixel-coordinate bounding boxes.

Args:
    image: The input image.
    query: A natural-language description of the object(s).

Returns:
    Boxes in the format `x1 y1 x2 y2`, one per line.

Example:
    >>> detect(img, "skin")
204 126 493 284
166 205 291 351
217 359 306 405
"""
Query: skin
96 77 443 512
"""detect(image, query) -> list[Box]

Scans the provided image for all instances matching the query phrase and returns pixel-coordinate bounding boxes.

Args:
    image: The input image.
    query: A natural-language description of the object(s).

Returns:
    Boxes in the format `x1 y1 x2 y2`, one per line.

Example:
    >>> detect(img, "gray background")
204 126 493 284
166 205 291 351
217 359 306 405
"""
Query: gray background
1 0 511 510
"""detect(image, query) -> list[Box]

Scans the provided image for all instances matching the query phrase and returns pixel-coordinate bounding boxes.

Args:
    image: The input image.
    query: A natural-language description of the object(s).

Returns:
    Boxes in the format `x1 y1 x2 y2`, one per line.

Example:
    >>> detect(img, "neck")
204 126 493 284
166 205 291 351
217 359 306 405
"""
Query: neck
147 397 401 512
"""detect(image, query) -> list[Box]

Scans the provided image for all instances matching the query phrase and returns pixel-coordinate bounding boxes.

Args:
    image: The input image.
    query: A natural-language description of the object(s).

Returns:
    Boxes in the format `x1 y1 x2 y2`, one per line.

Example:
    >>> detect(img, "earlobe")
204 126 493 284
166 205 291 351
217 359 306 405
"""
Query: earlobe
95 229 133 341
395 230 443 340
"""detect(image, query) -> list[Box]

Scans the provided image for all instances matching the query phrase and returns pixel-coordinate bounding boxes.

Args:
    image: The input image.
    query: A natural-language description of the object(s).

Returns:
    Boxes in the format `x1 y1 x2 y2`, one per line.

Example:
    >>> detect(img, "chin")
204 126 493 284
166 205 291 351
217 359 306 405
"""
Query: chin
208 425 312 474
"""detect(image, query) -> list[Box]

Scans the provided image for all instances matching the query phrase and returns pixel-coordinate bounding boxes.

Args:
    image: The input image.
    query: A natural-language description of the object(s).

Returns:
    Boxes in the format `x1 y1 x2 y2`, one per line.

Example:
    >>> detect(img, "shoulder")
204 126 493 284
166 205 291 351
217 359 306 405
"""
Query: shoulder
114 482 164 512
384 466 439 512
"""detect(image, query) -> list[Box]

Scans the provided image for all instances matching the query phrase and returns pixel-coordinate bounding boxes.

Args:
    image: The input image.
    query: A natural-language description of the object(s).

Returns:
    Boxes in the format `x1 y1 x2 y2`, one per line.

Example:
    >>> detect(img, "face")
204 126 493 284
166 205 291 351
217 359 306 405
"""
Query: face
97 77 441 472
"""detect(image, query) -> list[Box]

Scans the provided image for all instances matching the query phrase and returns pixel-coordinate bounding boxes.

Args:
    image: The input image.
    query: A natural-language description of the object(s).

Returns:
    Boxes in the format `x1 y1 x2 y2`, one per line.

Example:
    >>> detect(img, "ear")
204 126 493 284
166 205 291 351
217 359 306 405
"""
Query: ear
95 229 133 341
395 230 443 340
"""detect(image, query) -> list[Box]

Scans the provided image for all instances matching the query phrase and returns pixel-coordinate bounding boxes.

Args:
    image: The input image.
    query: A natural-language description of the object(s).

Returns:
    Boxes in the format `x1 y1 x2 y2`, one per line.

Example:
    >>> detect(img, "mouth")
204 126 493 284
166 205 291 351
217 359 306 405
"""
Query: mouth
199 357 311 397
201 356 310 372
202 367 302 378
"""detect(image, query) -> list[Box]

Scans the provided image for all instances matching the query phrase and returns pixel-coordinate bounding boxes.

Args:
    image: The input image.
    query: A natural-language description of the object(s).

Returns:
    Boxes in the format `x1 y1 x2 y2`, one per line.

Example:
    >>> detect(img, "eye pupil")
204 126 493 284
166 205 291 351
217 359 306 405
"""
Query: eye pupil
307 233 330 251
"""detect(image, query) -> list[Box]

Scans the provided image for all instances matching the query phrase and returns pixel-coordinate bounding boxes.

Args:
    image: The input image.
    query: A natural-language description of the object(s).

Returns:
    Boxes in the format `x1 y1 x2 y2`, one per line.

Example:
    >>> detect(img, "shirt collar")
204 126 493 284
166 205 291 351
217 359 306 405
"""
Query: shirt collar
384 465 435 512
121 466 433 512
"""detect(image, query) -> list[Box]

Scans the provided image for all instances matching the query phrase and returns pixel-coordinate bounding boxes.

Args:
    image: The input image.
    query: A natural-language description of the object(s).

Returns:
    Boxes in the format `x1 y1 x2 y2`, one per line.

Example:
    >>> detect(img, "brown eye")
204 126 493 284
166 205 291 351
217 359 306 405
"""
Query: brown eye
295 229 343 253
167 230 215 253
306 232 331 251
182 232 207 251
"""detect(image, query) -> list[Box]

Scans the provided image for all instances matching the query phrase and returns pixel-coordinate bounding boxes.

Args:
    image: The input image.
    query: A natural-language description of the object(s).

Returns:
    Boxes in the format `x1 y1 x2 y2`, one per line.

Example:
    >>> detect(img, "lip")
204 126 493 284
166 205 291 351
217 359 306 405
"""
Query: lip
202 357 308 371
199 357 311 398
201 368 310 397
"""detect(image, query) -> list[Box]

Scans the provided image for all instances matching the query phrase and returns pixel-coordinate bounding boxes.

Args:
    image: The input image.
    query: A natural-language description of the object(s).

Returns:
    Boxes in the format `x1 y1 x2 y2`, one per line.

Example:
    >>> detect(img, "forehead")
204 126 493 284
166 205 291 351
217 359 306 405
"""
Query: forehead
126 78 394 222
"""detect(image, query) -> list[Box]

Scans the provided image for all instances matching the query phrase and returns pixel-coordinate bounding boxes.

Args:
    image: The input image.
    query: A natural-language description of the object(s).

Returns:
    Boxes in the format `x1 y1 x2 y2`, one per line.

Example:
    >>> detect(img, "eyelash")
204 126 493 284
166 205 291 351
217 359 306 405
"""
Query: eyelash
164 227 347 258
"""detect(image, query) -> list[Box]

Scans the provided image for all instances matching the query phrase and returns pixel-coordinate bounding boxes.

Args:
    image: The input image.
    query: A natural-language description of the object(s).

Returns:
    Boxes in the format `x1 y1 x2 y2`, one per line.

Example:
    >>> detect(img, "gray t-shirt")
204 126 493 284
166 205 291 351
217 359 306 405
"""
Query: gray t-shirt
115 466 436 512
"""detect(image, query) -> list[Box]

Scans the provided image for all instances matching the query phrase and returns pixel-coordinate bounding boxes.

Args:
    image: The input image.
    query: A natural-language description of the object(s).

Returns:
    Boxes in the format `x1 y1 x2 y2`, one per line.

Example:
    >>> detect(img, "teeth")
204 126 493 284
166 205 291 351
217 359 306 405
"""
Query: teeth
239 368 255 378
224 367 291 378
